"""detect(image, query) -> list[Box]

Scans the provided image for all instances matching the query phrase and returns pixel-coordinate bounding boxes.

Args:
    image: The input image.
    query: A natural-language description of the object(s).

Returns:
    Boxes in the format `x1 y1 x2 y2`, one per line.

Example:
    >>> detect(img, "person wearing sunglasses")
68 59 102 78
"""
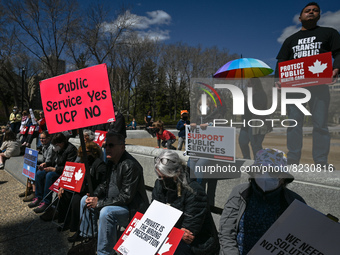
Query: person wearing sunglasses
76 131 149 255
152 150 220 255
219 148 306 255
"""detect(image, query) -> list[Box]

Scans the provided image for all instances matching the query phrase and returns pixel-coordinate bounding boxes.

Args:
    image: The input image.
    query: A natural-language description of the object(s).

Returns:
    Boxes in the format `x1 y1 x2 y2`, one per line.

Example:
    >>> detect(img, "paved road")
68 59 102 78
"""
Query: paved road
0 169 71 255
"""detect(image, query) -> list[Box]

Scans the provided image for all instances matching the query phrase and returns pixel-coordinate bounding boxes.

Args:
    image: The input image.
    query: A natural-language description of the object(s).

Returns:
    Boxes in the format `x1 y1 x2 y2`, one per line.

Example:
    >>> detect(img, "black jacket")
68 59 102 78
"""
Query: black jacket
50 142 78 175
94 151 149 219
152 179 220 255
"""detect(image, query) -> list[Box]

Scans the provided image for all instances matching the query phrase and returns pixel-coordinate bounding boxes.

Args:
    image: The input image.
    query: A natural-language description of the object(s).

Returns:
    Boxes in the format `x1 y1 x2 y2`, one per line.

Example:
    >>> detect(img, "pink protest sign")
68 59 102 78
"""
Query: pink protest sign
59 162 86 193
94 130 107 147
279 52 333 87
39 64 115 133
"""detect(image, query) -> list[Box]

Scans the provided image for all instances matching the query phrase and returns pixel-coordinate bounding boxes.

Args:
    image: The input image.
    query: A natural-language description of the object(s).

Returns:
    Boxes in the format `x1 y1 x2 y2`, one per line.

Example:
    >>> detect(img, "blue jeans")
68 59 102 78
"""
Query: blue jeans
79 195 129 255
287 86 330 164
239 128 265 159
35 170 60 204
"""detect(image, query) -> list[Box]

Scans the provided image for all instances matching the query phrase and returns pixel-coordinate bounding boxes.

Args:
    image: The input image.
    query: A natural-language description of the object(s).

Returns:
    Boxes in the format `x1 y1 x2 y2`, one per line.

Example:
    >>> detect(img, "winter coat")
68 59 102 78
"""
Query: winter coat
0 140 21 158
152 179 220 255
218 182 305 255
94 151 149 220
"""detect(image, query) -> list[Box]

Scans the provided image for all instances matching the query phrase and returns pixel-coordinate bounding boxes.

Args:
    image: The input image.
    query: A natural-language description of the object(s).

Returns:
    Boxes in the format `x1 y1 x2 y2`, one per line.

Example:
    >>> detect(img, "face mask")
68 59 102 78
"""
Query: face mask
154 128 160 133
87 155 95 163
53 145 61 152
255 173 280 192
182 116 188 120
13 109 17 113
161 177 177 190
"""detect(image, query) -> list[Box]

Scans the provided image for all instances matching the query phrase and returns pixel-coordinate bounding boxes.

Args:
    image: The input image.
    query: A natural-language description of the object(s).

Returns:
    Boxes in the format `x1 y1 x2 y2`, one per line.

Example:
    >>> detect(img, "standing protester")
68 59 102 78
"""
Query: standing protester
176 110 190 151
144 110 155 137
275 2 340 166
239 78 271 159
9 106 22 134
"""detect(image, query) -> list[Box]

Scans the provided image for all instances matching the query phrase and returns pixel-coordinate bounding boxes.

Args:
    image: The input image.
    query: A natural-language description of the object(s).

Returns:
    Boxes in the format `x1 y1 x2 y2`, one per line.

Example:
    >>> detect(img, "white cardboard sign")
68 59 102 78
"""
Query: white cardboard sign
186 125 236 162
118 200 183 255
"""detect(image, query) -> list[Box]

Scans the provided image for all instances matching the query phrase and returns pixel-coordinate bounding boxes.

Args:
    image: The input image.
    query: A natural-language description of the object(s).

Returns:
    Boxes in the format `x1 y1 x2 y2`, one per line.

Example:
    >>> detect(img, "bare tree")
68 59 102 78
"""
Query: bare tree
5 0 80 77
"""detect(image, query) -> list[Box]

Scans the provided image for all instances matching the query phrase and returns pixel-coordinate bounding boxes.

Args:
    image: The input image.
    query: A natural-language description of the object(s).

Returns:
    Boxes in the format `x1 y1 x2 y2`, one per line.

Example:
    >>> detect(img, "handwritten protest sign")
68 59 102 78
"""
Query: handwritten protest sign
94 130 107 147
248 200 340 255
186 125 235 162
49 176 61 193
279 52 333 87
22 148 38 180
39 64 115 133
117 200 183 255
59 162 86 193
114 212 184 255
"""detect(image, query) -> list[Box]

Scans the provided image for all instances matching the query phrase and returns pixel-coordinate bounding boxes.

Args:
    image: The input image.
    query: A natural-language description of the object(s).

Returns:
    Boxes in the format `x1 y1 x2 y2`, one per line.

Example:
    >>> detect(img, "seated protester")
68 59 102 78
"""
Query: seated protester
21 113 33 147
28 132 77 213
102 104 127 163
153 150 220 255
126 118 137 130
152 120 177 150
19 131 56 202
35 111 47 150
19 110 29 138
83 129 95 143
0 130 21 169
74 129 97 163
219 148 305 255
76 132 149 255
0 125 9 147
56 141 106 232
9 106 21 134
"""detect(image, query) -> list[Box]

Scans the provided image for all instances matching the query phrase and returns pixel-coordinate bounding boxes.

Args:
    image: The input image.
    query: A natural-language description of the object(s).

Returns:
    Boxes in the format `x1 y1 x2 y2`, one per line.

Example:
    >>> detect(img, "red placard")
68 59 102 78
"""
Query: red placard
59 162 86 193
114 212 184 255
279 52 333 87
28 125 36 135
94 130 107 147
39 64 115 134
49 176 62 193
20 126 28 135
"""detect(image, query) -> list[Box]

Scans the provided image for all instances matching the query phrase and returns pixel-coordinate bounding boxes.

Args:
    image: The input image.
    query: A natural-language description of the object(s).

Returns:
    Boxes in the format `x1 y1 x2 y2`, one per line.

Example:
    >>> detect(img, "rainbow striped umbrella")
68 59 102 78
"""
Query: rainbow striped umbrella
213 58 273 78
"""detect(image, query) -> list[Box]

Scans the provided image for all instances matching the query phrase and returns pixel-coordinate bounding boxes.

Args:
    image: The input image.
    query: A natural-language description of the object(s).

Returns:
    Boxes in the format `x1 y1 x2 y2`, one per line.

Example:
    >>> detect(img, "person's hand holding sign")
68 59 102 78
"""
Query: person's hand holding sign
85 193 98 208
181 228 195 244
332 68 339 84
